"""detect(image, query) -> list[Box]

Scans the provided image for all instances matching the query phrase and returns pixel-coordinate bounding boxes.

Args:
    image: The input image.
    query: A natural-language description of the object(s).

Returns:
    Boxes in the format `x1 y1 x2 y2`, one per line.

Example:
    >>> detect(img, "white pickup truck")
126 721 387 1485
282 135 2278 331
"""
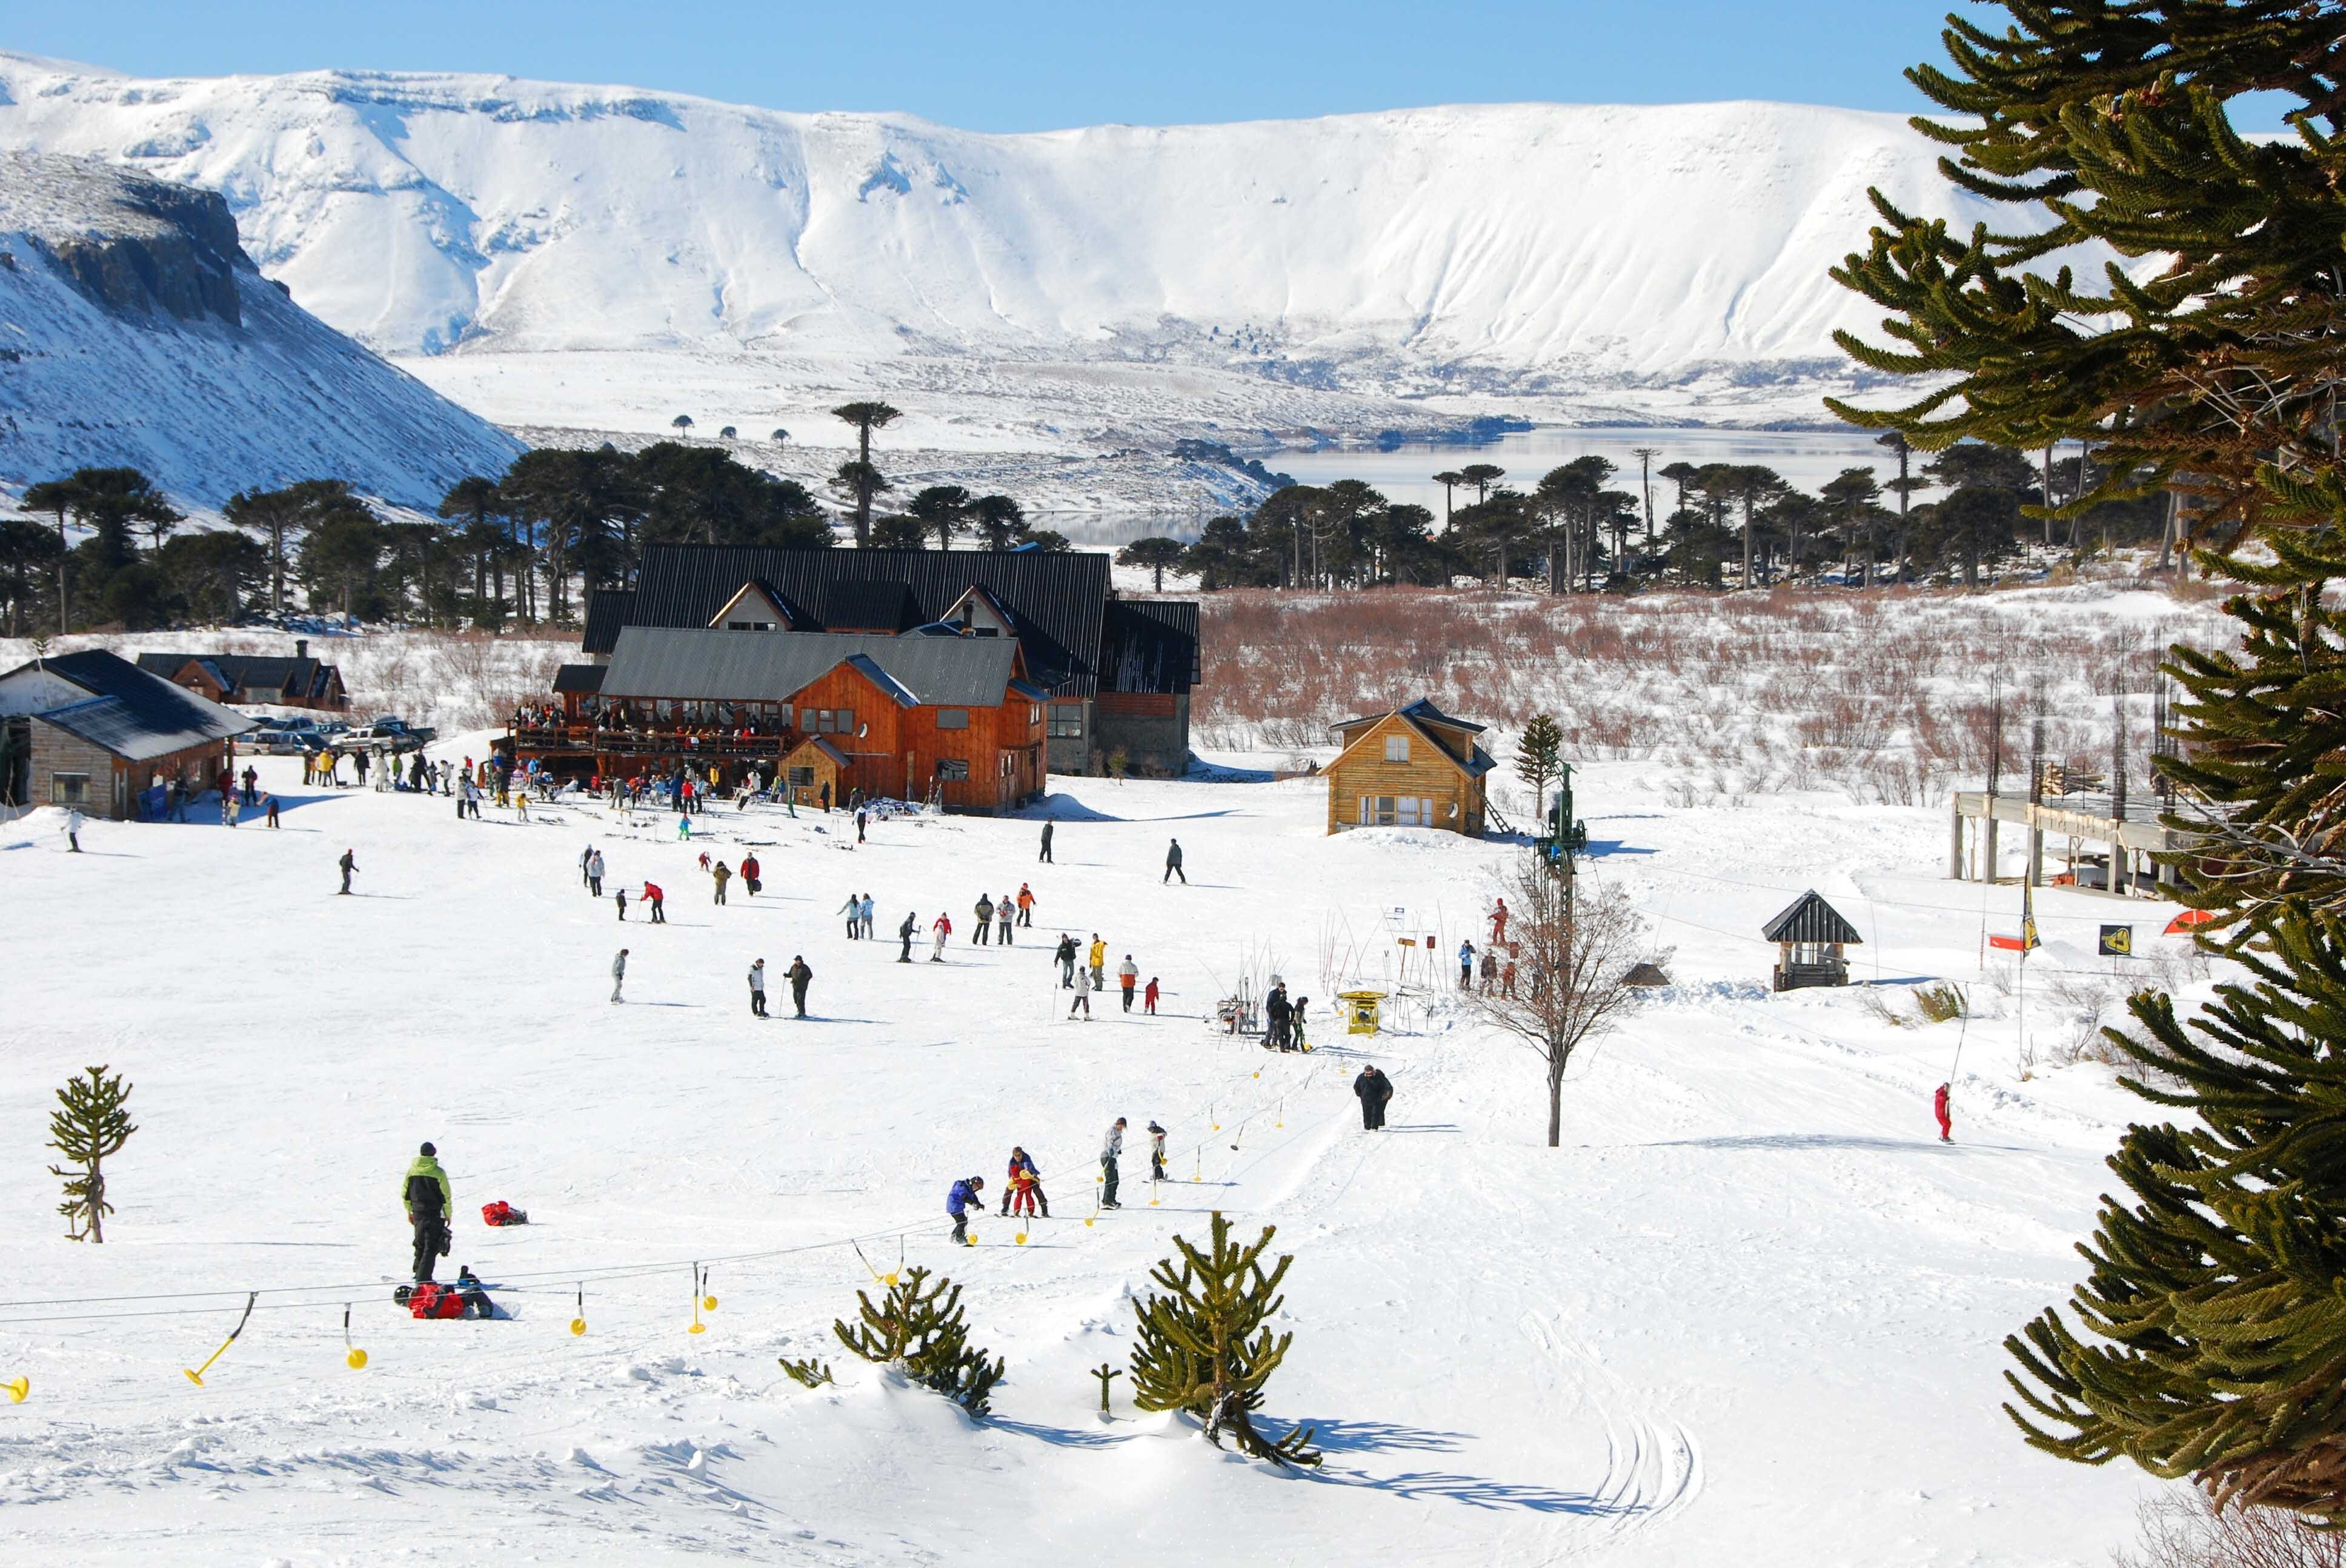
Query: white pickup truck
333 718 437 754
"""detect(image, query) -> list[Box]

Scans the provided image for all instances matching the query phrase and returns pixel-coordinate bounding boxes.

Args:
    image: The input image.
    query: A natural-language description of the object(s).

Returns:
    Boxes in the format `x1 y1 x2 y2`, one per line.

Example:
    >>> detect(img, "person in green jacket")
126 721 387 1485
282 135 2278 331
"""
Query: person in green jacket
404 1142 453 1283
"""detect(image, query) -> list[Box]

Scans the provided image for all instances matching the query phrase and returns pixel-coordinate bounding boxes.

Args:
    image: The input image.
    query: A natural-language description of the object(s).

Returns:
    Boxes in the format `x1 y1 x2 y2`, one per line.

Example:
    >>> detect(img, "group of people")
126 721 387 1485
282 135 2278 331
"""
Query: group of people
967 885 1038 944
1263 980 1311 1051
1457 900 1520 997
945 1117 1170 1243
1050 932 1158 1019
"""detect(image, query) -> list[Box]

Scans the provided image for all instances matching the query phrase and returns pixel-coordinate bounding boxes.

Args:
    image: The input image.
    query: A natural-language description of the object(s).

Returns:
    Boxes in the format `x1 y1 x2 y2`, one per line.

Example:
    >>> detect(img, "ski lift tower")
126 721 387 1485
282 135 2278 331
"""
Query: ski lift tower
1536 762 1589 880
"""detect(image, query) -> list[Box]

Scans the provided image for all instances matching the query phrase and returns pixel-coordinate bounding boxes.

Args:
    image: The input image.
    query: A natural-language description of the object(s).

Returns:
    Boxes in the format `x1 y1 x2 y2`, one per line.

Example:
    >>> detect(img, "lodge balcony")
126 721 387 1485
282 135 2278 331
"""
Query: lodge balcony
506 722 796 764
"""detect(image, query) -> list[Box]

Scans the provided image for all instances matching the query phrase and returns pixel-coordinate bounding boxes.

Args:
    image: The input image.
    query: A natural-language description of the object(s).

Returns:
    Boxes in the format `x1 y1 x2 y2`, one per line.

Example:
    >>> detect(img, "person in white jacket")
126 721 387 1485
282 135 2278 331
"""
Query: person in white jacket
839 893 862 940
63 806 84 852
1100 1118 1126 1209
611 948 628 1004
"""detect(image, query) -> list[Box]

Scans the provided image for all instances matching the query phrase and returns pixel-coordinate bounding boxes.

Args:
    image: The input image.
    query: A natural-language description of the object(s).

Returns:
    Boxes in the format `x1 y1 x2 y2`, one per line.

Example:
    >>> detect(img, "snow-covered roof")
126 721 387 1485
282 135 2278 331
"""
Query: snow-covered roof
599 627 1022 709
9 649 255 760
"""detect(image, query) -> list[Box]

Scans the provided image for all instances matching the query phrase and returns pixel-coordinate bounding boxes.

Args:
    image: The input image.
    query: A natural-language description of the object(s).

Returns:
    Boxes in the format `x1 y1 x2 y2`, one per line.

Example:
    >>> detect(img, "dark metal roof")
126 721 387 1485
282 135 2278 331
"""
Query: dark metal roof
1101 599 1198 695
1760 891 1863 946
600 628 1025 708
581 589 638 656
611 546 1112 694
7 649 254 759
139 650 338 701
823 579 922 634
552 663 606 694
1338 696 1485 736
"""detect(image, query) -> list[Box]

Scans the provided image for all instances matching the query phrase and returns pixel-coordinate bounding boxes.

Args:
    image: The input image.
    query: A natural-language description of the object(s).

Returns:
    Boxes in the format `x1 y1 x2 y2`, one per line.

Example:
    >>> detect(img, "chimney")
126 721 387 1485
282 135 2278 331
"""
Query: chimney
294 638 308 660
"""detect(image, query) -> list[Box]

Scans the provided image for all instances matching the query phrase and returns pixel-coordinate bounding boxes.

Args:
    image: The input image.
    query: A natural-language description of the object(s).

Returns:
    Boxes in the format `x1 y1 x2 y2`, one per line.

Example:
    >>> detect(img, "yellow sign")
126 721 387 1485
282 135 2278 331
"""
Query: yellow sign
1339 989 1386 1035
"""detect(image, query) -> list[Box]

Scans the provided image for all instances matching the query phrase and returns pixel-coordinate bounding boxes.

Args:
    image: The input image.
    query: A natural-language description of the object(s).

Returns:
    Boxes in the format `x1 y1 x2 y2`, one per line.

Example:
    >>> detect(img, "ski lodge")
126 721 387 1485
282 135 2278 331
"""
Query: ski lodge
1323 698 1496 837
135 639 350 711
533 545 1199 783
0 649 254 819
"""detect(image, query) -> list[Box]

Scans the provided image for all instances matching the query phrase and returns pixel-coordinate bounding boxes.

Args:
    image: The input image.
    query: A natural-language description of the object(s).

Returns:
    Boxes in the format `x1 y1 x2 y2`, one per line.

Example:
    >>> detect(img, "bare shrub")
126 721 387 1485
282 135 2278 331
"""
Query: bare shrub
1914 982 1967 1023
1856 988 1905 1028
2118 1489 2346 1568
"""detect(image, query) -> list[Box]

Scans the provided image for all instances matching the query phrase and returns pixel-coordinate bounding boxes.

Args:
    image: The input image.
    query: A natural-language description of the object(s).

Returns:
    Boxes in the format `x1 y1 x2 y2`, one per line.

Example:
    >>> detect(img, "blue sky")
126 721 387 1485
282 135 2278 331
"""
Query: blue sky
15 1 1985 131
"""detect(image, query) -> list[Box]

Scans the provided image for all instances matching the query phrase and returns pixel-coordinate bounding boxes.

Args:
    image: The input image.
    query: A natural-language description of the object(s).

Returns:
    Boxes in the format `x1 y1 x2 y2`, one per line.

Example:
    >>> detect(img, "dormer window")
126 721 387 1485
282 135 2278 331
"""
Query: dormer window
709 583 794 632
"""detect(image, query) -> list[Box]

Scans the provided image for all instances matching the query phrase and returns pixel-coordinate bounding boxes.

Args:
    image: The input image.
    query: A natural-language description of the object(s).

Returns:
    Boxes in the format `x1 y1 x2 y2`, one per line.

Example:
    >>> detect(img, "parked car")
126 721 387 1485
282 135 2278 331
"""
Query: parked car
243 728 310 755
333 718 436 753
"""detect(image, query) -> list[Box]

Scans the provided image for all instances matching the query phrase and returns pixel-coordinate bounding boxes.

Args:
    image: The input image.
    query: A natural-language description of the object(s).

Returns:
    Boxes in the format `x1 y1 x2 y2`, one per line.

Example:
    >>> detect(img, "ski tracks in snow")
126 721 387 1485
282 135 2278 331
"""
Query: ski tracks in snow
1517 1308 1703 1540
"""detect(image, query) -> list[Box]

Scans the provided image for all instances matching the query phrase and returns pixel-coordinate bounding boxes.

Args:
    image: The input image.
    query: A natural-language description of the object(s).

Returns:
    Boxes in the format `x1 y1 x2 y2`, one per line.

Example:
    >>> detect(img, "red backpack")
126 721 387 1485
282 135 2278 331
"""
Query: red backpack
408 1282 466 1320
480 1200 526 1227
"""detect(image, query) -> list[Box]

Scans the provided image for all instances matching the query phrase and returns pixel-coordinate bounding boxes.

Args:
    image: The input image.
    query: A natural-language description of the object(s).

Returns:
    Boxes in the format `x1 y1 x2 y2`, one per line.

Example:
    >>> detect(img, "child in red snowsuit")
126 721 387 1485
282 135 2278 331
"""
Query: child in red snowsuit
1933 1083 1953 1143
1143 977 1160 1015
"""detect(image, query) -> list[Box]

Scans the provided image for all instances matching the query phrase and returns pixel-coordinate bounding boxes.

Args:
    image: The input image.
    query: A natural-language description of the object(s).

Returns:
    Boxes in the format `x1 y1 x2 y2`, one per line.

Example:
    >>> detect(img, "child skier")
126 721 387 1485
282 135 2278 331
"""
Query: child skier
1144 976 1160 1015
946 1175 985 1245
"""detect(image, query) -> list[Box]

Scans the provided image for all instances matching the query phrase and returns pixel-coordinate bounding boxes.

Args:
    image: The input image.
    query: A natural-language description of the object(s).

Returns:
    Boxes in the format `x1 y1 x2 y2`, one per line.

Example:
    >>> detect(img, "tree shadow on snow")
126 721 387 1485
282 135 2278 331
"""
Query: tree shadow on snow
1021 798 1244 825
1291 1418 1467 1455
1583 839 1655 859
991 1417 1125 1450
1306 1466 1644 1516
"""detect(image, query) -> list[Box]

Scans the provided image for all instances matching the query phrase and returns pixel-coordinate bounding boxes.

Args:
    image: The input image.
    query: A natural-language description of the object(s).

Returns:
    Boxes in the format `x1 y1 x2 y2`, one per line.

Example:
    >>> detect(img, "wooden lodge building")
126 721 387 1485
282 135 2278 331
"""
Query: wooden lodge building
562 545 1199 779
0 649 254 819
135 640 348 711
1324 699 1496 837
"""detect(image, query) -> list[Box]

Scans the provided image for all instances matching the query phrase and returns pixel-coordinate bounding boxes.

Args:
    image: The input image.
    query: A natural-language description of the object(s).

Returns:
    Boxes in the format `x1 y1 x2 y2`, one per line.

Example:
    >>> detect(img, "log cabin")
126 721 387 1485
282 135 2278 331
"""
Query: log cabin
1324 699 1495 837
0 649 254 819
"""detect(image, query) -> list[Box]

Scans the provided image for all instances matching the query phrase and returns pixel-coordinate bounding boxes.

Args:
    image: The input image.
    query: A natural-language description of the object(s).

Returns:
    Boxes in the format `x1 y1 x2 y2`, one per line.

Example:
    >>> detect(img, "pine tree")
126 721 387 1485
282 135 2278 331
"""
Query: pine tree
1827 1 2346 542
47 1065 135 1244
831 401 903 548
1128 1211 1320 1467
832 1265 1003 1417
1514 714 1564 814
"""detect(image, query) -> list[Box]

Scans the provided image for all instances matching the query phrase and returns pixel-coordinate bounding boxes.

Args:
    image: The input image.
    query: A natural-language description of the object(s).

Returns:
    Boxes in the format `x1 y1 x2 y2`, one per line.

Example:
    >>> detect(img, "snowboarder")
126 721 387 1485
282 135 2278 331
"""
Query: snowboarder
1144 976 1160 1015
899 910 918 963
611 948 629 1003
1055 933 1078 988
1354 1065 1394 1131
931 913 952 961
1934 1082 1953 1143
740 852 760 896
1458 938 1476 989
974 893 994 944
748 958 768 1018
947 1175 984 1244
1016 883 1035 926
1148 1121 1167 1180
404 1141 453 1283
338 848 358 895
1100 1118 1126 1208
62 805 82 852
1490 898 1509 945
712 860 731 905
1038 820 1054 863
839 892 862 938
1118 955 1140 1011
786 955 812 1017
1163 837 1186 885
587 849 606 897
645 882 666 923
1088 935 1106 991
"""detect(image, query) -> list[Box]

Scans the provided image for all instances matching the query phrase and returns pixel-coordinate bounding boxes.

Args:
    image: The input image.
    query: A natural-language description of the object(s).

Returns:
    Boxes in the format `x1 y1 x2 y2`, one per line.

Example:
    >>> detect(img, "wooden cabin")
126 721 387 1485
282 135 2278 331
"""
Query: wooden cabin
778 735 851 808
0 650 254 819
1761 890 1863 991
1324 698 1495 837
136 640 348 710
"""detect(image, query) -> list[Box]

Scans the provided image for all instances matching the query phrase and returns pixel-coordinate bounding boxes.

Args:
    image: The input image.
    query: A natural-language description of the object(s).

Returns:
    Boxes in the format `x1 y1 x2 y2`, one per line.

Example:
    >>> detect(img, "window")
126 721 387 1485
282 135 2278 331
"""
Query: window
1398 797 1433 827
1384 734 1410 763
937 758 970 781
937 708 970 731
52 772 89 806
787 766 816 786
1359 795 1400 826
1000 752 1015 777
1048 703 1085 738
814 708 855 735
1029 704 1043 727
725 619 774 631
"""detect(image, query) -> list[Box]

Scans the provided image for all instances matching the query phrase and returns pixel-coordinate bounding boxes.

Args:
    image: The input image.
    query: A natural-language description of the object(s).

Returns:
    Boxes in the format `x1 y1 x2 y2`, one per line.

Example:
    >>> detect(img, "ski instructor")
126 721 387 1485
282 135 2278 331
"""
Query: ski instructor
404 1141 453 1283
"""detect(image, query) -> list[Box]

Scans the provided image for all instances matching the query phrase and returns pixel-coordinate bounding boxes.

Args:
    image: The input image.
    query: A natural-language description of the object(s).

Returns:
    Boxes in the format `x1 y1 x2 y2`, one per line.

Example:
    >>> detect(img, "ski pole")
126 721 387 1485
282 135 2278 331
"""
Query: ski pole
184 1292 257 1386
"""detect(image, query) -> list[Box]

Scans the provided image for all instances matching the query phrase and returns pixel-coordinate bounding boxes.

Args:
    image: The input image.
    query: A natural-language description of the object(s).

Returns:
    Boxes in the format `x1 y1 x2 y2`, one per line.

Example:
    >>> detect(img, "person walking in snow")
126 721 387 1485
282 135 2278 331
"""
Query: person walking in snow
1068 981 1091 1020
740 852 760 896
1016 883 1035 928
1118 954 1140 1012
338 848 358 895
931 912 952 961
588 849 606 897
1934 1083 1953 1143
786 955 812 1017
1458 938 1476 989
241 764 258 806
1163 837 1186 885
1144 976 1160 1016
1055 934 1078 988
997 891 1015 946
859 893 876 939
1100 1118 1127 1208
1038 820 1054 864
712 860 732 905
1148 1121 1168 1181
580 844 596 889
1354 1065 1394 1131
62 805 82 853
404 1141 453 1284
855 806 868 844
839 892 862 939
1088 935 1106 991
974 892 995 945
611 948 629 1003
645 882 666 923
899 910 918 963
748 958 768 1018
1479 948 1498 994
946 1175 984 1246
615 886 628 921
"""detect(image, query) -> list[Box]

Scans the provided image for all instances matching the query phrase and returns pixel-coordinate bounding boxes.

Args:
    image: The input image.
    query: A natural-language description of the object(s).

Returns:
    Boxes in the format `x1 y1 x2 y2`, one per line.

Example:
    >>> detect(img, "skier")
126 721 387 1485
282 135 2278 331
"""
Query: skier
1100 1118 1126 1208
1163 837 1186 885
1479 948 1499 994
1144 976 1161 1015
931 912 952 961
1016 883 1035 927
404 1140 453 1283
1088 934 1106 991
974 892 995 945
1458 938 1476 989
859 893 876 939
1148 1121 1168 1181
946 1175 984 1245
712 860 732 905
1002 1148 1045 1218
748 958 768 1018
1055 933 1078 988
787 955 813 1018
1354 1065 1394 1131
898 910 918 963
645 882 666 923
62 805 82 852
1934 1082 1953 1143
740 852 760 896
588 849 606 898
1490 897 1509 945
338 848 358 895
1038 820 1055 864
997 891 1015 946
615 886 628 921
839 892 862 939
1068 982 1091 1020
1118 954 1140 1012
611 948 629 1004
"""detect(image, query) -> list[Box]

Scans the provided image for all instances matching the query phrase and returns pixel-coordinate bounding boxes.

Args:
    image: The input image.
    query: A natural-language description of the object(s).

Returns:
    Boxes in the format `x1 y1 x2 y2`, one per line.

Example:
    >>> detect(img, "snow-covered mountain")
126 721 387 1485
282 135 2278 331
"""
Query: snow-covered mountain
0 53 2001 430
0 148 520 507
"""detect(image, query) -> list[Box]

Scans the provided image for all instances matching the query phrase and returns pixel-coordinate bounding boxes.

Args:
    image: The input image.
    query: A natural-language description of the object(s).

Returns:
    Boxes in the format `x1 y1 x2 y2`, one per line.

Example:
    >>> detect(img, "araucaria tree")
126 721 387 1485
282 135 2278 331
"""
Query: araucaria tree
1128 1211 1320 1467
1513 713 1564 814
1466 859 1653 1148
47 1065 135 1243
831 400 903 548
832 1264 1003 1417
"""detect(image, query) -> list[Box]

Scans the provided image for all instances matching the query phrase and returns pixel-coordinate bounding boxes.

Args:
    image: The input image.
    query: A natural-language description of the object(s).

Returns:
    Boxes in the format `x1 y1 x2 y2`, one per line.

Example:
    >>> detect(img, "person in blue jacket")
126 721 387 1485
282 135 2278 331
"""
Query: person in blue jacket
946 1175 986 1245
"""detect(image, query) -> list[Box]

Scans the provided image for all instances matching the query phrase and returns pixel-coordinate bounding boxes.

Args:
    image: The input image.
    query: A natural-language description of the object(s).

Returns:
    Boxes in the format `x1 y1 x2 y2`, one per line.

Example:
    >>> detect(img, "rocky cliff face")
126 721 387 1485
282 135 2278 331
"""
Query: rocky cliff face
0 151 241 324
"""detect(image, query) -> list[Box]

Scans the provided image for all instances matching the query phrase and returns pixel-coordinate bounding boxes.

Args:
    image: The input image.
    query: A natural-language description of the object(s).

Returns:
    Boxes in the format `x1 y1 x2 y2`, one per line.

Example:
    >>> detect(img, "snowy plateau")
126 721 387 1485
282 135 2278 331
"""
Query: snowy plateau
0 52 2027 514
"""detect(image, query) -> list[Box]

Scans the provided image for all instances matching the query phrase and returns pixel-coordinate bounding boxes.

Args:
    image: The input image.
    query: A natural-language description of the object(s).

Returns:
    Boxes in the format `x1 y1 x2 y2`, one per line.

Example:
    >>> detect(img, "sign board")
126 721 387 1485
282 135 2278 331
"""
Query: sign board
2098 925 2133 957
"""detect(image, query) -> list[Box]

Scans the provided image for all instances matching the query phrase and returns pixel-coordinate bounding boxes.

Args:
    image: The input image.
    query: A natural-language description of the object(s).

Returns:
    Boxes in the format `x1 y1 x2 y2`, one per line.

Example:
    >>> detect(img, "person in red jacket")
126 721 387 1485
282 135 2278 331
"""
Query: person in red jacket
1933 1082 1953 1143
1490 898 1509 944
1143 976 1161 1015
644 882 666 923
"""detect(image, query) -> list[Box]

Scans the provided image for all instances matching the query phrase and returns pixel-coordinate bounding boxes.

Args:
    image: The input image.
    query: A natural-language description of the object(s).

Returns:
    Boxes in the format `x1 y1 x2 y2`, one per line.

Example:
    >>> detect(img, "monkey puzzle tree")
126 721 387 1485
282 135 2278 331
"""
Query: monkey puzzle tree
831 401 903 547
47 1065 135 1244
1129 1211 1320 1467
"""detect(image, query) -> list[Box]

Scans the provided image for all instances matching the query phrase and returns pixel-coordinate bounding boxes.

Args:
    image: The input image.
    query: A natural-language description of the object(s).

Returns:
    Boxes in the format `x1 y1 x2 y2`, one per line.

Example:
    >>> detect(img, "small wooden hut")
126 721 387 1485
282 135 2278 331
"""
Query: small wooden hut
1761 890 1862 991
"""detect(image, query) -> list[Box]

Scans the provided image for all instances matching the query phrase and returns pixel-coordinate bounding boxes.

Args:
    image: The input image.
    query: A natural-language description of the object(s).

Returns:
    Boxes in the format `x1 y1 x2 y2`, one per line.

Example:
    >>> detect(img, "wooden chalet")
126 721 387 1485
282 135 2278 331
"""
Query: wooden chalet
1324 698 1495 837
523 626 1050 813
135 639 348 710
1761 890 1862 991
0 650 254 819
575 545 1198 777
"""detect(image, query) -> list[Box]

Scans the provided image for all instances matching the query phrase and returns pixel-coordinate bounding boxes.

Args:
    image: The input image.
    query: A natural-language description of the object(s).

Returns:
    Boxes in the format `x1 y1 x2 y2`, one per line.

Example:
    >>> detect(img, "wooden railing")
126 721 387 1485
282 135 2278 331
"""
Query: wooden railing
508 725 794 760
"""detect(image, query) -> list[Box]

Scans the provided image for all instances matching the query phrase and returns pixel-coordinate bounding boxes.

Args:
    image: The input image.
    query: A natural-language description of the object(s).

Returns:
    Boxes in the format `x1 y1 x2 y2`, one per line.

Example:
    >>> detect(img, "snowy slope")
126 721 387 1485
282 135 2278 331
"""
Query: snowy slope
0 745 2178 1564
0 53 2010 425
0 150 521 507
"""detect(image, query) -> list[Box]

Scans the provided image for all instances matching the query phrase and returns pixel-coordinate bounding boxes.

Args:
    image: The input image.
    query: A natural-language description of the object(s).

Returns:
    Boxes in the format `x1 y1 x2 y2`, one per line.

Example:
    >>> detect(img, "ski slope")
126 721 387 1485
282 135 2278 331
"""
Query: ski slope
0 755 2168 1563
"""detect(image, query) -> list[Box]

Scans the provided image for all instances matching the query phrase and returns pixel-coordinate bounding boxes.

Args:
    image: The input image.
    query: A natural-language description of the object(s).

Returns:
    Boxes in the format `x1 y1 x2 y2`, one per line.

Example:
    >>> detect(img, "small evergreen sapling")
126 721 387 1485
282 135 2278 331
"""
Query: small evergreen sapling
1128 1211 1321 1467
832 1265 1003 1417
47 1065 134 1243
778 1355 834 1389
